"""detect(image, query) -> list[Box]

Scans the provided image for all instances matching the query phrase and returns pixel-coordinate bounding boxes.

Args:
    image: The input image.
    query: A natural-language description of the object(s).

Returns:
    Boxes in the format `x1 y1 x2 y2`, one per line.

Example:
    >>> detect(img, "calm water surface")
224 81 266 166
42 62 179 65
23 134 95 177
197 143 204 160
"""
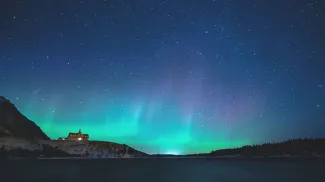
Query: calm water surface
1 158 324 182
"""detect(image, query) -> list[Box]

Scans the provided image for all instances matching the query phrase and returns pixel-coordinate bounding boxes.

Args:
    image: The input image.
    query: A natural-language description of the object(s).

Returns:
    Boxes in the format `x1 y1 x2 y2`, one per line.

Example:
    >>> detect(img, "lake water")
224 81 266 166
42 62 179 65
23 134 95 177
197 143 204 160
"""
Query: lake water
1 158 324 182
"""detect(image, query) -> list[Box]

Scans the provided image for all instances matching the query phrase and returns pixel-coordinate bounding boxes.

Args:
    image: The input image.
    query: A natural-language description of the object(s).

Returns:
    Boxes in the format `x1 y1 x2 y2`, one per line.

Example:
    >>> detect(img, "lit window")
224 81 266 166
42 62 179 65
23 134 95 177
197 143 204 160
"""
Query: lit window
78 137 82 141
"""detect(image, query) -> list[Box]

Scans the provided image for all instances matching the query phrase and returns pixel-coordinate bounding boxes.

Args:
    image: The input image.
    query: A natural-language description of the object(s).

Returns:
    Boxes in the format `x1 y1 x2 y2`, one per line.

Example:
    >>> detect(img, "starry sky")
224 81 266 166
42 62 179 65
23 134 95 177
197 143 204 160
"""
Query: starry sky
0 0 325 154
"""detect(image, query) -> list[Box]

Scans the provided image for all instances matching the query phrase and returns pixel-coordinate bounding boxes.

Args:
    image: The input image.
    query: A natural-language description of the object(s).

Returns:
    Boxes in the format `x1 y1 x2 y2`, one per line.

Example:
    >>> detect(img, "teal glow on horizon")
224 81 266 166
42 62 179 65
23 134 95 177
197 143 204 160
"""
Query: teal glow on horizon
13 94 253 154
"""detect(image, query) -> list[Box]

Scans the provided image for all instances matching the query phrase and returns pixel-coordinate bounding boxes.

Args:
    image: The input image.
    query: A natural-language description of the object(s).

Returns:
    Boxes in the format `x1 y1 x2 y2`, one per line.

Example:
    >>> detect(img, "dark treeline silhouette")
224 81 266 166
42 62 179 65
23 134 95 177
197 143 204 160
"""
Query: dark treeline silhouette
210 138 325 157
150 138 325 158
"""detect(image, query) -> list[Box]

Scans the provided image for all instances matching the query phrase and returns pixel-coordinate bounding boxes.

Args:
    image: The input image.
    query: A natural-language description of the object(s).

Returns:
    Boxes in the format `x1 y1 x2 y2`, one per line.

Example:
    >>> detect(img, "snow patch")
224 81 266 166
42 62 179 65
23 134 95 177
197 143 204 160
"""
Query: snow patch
0 137 41 151
0 137 143 158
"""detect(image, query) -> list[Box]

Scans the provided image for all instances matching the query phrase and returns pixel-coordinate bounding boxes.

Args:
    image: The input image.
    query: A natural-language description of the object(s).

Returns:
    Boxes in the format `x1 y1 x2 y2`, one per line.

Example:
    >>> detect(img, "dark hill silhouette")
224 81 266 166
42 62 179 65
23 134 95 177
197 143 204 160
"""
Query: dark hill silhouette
150 138 325 157
209 138 325 157
1 96 324 158
0 96 49 140
0 96 148 158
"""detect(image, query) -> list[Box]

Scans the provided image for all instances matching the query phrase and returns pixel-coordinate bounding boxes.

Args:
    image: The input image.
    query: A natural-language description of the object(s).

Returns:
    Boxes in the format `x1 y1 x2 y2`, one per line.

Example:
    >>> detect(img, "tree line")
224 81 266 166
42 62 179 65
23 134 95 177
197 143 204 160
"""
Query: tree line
210 138 325 157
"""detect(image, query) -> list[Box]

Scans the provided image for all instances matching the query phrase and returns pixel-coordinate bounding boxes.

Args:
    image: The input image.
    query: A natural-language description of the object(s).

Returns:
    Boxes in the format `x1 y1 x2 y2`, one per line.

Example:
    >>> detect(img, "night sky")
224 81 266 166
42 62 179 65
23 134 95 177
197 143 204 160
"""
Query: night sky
1 0 325 154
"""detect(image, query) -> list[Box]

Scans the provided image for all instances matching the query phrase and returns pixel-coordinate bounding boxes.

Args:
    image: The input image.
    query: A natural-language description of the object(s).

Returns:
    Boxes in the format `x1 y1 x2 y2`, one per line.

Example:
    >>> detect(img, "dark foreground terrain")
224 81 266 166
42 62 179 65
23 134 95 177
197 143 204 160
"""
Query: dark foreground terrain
1 158 325 182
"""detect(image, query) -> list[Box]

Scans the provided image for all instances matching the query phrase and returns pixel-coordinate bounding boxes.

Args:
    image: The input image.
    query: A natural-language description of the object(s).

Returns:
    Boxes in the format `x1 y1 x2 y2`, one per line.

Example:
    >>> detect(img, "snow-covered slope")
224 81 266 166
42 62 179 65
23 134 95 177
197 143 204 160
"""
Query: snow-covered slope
0 137 41 151
0 137 147 158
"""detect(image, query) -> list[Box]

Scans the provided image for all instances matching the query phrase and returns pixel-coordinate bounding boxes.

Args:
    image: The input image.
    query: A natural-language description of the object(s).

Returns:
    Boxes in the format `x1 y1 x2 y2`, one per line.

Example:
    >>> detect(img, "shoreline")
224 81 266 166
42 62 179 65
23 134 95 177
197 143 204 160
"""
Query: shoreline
3 156 325 162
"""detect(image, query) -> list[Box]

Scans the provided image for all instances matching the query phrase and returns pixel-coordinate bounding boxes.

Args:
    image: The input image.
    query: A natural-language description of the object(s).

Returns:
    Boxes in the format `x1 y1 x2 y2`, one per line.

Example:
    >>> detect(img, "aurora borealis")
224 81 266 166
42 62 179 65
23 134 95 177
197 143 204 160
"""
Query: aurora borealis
0 0 325 154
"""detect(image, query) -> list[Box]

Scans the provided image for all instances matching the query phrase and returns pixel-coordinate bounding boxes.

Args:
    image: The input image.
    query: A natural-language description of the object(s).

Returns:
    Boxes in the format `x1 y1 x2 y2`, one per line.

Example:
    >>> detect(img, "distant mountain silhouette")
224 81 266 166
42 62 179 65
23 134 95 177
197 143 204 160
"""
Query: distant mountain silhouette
209 138 325 157
150 139 325 158
0 96 50 140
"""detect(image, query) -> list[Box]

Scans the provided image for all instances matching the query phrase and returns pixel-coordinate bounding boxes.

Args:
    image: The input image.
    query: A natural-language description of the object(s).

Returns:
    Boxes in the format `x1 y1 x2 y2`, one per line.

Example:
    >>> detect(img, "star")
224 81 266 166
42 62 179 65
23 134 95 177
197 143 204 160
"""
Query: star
1 0 325 155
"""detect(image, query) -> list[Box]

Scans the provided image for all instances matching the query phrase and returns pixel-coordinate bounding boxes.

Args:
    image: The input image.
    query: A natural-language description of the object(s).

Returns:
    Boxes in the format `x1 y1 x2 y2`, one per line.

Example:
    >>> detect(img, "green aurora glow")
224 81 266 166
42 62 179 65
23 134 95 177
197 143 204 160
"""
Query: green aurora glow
17 95 252 154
